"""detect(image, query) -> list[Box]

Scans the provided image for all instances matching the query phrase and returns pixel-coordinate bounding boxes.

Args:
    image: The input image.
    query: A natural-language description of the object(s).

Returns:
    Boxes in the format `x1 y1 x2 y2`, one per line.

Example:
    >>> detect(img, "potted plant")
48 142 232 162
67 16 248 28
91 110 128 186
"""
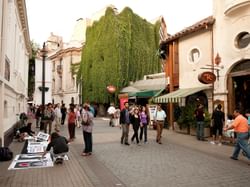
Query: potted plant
176 104 196 134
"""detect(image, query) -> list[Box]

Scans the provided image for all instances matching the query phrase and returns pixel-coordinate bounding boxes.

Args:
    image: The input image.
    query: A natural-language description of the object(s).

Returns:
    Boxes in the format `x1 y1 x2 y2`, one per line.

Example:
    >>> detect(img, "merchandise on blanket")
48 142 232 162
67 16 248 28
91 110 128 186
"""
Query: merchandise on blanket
35 132 50 142
8 153 53 170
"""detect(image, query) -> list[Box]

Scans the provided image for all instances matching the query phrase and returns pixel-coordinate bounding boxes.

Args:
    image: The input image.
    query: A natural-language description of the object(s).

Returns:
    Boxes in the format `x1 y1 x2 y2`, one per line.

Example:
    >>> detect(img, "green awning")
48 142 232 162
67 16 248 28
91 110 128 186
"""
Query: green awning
129 90 161 98
153 86 211 103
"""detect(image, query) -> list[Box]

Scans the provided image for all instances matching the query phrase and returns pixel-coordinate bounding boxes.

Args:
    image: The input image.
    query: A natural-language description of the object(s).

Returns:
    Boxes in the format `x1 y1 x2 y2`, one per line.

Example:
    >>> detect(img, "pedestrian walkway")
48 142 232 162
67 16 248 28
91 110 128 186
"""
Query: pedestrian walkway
0 117 249 187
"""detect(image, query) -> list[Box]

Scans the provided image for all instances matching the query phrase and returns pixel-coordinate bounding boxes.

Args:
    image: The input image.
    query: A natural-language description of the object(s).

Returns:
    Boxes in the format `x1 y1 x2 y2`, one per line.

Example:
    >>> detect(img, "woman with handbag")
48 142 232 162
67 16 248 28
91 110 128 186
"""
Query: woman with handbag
81 104 94 156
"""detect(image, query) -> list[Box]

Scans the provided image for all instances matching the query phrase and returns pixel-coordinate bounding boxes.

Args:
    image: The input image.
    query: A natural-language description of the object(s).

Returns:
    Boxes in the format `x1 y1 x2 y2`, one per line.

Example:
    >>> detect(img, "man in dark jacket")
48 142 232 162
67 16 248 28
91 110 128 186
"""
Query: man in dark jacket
42 132 69 164
119 102 130 145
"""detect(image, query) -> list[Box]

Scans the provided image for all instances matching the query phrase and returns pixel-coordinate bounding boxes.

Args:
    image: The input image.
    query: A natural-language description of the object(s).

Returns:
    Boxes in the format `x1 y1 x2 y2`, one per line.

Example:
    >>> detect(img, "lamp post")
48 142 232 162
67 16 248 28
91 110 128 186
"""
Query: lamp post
40 42 47 106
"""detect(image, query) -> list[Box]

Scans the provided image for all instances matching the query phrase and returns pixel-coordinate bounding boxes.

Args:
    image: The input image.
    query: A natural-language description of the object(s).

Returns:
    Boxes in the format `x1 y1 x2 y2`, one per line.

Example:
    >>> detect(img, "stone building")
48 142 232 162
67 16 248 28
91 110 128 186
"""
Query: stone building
0 0 31 146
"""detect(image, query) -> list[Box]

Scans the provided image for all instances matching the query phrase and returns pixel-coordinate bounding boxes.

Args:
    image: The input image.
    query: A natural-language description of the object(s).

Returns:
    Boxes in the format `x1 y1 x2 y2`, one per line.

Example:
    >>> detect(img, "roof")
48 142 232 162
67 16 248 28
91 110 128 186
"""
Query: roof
164 16 215 43
120 86 140 93
131 77 167 91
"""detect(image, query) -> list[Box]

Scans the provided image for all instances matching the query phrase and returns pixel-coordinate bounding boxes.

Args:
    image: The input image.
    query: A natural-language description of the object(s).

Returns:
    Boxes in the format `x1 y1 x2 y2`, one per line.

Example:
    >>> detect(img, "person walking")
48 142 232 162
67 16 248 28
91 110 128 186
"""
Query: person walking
35 105 42 128
107 103 116 127
54 103 62 132
67 104 76 142
194 104 205 141
154 104 166 144
130 107 141 145
139 106 149 143
120 102 130 145
42 103 55 134
81 104 94 156
224 108 250 161
61 103 67 125
210 104 225 145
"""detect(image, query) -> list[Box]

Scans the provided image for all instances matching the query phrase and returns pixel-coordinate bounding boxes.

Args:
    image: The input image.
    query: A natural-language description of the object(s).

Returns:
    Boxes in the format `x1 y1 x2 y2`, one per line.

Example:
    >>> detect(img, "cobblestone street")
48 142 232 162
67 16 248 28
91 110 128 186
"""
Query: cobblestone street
0 118 249 187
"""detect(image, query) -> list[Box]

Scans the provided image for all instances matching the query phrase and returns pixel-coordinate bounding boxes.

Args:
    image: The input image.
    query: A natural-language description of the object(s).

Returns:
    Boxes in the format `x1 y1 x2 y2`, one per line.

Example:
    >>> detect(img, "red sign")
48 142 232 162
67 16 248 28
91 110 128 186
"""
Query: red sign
198 72 216 84
120 98 128 110
107 85 116 93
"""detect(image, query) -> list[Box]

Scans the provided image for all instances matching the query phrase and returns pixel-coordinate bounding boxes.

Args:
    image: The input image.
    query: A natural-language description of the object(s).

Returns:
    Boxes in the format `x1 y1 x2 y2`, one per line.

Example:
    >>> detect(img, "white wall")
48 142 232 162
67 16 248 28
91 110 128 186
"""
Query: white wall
178 31 213 89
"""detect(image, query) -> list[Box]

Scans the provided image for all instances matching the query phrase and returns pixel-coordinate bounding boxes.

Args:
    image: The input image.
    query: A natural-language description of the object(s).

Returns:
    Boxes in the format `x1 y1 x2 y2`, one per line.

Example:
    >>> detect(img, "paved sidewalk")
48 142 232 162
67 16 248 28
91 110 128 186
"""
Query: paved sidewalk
0 117 249 187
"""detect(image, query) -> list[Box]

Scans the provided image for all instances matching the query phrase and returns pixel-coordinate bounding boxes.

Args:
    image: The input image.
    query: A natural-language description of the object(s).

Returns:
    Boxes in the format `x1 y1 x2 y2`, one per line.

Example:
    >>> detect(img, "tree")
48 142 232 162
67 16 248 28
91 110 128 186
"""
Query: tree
78 7 161 104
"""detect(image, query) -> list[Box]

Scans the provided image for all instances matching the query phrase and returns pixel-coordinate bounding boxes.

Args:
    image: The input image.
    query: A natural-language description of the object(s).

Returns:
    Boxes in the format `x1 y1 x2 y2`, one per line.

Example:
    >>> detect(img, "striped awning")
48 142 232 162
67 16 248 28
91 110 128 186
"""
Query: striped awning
153 86 211 103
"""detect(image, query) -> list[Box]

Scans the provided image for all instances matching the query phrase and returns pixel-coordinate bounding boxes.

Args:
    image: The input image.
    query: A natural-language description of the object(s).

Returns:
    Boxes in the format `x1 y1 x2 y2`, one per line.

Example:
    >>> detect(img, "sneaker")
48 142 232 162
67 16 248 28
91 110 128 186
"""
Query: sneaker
55 157 63 164
125 142 130 146
144 141 148 144
210 141 215 145
230 156 238 160
242 151 247 157
218 143 222 146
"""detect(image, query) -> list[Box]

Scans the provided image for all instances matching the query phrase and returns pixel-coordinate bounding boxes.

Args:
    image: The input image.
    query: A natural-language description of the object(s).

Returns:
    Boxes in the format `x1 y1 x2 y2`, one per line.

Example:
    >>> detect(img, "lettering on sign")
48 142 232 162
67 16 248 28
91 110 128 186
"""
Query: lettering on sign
198 72 216 84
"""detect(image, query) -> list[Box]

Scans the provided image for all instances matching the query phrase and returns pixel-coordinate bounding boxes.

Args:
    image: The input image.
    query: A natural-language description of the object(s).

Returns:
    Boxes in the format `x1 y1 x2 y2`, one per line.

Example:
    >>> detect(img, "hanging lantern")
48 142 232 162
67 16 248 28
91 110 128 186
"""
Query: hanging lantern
214 53 221 66
107 85 116 93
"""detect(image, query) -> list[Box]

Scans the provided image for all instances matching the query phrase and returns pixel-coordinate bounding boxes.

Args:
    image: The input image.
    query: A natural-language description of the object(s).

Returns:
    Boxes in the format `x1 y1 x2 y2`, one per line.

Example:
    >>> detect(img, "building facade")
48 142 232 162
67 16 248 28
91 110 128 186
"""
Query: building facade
0 0 31 146
50 18 91 107
154 0 250 128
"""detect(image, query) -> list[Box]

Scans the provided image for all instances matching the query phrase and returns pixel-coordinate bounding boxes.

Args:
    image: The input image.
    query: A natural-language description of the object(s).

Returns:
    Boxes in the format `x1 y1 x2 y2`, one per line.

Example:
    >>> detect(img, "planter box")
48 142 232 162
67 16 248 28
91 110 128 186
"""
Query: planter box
174 122 189 134
189 127 211 138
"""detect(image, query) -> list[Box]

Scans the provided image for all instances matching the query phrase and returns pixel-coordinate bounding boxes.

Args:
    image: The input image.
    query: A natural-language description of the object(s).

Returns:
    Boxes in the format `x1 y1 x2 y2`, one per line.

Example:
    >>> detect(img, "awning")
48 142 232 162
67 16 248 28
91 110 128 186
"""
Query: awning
153 86 211 103
129 90 160 98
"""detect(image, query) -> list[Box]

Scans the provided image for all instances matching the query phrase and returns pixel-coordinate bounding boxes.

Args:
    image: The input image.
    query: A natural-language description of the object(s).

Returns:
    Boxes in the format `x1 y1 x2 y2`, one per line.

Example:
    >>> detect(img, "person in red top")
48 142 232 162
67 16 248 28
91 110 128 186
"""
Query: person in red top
224 108 250 161
67 104 76 142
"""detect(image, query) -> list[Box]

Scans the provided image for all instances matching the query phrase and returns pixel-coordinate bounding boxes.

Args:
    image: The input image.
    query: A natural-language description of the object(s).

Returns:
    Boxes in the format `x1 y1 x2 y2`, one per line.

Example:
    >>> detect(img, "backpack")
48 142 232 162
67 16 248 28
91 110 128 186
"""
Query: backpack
0 147 13 161
82 112 91 126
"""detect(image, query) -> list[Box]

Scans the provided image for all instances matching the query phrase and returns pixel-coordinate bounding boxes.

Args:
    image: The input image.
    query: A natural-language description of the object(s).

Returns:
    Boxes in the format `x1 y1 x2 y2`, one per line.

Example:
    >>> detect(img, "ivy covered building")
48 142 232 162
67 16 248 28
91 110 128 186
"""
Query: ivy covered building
79 6 167 107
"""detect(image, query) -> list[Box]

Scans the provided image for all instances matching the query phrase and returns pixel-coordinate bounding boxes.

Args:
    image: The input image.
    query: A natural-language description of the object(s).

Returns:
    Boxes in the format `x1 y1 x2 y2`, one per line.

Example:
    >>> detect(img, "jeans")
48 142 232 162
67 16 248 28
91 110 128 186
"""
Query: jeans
196 121 204 140
131 126 139 144
232 132 250 159
139 124 148 142
83 131 92 153
121 124 130 143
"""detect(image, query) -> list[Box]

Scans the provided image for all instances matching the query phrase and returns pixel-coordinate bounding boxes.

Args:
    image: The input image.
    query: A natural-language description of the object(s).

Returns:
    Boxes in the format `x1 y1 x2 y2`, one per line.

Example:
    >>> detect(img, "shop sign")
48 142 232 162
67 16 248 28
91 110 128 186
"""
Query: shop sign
198 72 216 84
107 85 116 93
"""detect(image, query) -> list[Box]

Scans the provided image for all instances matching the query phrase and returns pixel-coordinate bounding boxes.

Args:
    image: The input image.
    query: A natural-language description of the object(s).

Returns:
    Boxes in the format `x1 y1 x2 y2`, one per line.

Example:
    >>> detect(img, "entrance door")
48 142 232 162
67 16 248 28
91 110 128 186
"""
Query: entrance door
228 60 250 114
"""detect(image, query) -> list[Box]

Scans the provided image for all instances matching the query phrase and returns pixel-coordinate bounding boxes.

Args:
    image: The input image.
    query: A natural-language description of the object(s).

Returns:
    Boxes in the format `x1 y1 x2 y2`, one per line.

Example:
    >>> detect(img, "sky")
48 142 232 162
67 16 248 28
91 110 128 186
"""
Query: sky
26 0 213 46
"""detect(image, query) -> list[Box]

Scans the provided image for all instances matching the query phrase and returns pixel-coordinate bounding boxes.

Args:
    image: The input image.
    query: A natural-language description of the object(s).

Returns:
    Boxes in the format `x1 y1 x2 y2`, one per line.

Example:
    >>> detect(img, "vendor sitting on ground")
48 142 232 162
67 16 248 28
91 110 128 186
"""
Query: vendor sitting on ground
17 123 35 142
42 132 69 164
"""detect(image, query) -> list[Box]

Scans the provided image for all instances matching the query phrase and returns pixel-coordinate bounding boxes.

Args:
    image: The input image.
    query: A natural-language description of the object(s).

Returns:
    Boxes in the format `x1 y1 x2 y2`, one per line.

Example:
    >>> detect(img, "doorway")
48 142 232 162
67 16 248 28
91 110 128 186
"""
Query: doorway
228 60 250 114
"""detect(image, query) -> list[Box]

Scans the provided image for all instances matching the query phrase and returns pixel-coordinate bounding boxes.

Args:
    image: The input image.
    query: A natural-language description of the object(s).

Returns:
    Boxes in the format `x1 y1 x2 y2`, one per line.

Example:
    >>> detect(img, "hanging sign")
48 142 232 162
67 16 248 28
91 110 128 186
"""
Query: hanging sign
198 71 216 84
107 85 116 93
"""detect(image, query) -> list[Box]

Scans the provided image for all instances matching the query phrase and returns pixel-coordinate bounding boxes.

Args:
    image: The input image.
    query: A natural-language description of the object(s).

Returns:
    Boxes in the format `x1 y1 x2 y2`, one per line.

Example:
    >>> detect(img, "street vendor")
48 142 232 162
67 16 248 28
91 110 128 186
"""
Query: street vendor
42 132 69 164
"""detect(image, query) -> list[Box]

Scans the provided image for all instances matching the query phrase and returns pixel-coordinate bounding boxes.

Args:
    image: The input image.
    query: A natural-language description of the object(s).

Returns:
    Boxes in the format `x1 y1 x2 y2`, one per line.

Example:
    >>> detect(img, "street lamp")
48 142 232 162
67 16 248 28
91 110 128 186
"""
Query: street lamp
40 42 48 106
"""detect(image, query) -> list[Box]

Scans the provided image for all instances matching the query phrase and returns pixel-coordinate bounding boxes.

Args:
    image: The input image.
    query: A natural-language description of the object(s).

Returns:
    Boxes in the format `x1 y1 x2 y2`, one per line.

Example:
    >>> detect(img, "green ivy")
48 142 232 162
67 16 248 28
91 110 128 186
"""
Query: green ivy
78 7 161 104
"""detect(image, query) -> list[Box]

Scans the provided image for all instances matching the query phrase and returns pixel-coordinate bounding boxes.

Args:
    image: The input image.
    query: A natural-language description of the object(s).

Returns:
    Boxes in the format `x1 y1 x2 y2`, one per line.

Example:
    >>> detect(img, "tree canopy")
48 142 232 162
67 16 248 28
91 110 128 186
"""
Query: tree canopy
78 7 161 104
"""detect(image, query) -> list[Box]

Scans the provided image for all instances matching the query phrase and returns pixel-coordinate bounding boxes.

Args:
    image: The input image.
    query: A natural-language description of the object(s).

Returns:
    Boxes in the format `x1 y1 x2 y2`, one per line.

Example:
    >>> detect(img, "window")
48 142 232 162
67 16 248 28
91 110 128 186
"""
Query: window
4 100 8 118
5 57 10 81
188 48 201 63
235 32 250 49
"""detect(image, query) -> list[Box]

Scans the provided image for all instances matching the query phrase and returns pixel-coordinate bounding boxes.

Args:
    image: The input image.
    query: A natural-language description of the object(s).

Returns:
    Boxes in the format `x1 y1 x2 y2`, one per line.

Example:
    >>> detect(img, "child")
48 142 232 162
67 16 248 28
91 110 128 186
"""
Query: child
42 132 69 164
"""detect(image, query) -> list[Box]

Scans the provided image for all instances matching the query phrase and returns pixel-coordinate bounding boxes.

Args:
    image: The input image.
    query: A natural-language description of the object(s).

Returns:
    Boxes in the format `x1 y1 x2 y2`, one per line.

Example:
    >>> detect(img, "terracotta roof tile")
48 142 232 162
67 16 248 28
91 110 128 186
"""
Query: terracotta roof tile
165 16 215 43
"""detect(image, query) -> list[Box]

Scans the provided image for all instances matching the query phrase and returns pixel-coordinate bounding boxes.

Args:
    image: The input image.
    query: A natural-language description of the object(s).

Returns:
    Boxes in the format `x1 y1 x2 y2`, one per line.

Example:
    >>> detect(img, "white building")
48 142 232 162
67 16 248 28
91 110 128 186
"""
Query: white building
0 0 31 146
154 0 250 127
